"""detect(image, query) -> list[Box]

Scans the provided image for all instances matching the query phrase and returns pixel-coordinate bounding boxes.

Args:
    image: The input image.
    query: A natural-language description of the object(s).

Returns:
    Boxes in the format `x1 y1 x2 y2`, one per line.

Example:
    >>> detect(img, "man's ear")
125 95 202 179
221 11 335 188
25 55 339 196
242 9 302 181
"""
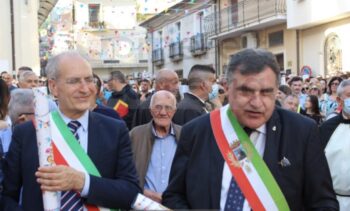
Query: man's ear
48 79 58 97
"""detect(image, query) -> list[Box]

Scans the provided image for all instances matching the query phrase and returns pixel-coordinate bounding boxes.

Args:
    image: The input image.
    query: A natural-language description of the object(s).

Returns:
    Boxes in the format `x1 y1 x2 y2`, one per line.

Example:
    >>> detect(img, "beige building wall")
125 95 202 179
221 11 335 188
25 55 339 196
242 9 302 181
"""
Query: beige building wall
0 0 12 73
300 18 350 77
220 24 297 75
0 0 40 75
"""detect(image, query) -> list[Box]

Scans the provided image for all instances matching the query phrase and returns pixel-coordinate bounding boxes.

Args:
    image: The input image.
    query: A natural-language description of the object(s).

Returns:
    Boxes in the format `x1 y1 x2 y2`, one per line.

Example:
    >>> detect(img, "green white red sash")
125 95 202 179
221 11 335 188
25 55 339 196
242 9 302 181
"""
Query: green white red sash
50 111 111 211
210 105 289 211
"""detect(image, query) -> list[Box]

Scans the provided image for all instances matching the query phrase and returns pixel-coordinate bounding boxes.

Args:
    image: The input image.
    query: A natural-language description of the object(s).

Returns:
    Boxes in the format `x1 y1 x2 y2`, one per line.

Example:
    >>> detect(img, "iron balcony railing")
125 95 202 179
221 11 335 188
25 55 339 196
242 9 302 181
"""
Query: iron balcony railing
169 41 183 60
152 48 164 65
190 33 208 55
204 0 286 36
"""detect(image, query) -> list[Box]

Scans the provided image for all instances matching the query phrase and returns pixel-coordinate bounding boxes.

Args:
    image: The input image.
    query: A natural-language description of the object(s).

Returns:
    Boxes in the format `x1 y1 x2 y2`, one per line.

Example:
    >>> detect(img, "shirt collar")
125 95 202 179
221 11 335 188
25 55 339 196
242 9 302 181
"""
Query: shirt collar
57 109 89 132
187 92 206 105
255 124 266 135
151 121 175 138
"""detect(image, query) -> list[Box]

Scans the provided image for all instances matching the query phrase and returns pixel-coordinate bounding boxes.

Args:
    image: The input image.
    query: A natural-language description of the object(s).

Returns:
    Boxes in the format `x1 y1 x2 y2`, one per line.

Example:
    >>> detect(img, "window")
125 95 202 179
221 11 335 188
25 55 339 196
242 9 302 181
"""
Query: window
89 4 100 26
268 31 283 47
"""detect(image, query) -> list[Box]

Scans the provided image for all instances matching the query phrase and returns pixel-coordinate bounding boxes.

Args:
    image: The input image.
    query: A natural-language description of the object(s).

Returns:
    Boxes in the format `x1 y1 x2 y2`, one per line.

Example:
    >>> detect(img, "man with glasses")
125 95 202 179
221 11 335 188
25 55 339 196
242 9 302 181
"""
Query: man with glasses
2 51 140 210
130 90 181 204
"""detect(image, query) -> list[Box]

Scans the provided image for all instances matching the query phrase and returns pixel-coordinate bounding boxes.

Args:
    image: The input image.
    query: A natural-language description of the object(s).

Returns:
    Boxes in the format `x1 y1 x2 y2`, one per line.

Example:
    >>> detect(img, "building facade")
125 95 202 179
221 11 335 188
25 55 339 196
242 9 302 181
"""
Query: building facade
203 0 297 76
0 0 56 75
140 0 217 79
287 0 350 77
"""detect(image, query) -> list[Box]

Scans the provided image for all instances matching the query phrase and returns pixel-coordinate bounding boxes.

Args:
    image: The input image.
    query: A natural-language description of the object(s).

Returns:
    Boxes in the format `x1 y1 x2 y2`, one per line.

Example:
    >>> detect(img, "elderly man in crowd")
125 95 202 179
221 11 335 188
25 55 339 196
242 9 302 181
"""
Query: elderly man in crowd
8 89 35 128
132 69 179 128
1 51 140 210
130 90 181 203
321 79 350 210
163 48 338 210
281 94 300 113
17 71 39 88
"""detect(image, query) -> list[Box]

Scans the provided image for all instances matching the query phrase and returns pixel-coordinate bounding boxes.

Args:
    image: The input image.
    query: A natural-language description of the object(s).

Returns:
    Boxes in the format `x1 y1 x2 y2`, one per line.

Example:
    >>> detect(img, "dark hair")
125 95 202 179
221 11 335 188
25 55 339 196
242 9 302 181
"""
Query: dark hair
226 48 280 84
140 79 150 84
288 76 303 86
0 79 10 120
189 64 215 74
278 85 292 95
110 71 126 84
320 78 327 93
327 76 343 95
188 64 216 90
93 73 102 95
18 66 33 71
307 95 321 115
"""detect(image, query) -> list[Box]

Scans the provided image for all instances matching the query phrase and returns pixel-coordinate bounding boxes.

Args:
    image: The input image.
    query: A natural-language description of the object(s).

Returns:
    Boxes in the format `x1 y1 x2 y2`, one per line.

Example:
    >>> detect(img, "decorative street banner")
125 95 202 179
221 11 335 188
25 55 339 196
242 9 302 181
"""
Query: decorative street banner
33 87 60 211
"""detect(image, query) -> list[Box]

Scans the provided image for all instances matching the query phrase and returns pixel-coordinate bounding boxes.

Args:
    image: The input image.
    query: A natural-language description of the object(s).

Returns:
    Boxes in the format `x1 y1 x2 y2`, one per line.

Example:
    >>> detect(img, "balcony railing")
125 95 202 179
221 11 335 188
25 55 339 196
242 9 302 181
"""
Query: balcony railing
204 0 286 36
190 33 208 56
152 48 164 66
169 41 183 61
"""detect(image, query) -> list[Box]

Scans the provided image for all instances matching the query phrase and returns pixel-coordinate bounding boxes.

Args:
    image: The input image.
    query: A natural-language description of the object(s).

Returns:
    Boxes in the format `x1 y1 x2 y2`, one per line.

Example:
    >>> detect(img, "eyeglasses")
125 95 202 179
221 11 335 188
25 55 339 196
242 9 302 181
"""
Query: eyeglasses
152 105 175 113
331 82 339 86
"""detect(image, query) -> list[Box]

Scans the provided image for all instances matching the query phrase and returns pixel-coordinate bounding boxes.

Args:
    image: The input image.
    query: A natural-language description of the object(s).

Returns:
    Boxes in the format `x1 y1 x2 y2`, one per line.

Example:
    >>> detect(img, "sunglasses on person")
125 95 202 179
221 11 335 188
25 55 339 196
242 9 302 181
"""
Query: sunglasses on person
218 89 225 94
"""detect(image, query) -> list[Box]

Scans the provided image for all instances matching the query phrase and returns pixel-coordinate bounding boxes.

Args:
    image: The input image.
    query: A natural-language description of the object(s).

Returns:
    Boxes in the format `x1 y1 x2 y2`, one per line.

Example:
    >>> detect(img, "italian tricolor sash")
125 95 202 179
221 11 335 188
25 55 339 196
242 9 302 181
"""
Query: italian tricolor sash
210 105 289 211
50 111 111 211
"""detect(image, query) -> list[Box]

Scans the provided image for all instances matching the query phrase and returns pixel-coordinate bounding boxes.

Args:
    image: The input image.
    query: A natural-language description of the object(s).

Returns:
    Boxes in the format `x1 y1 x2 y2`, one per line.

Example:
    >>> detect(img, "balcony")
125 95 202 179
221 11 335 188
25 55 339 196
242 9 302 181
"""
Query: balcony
169 41 183 62
204 0 286 39
190 33 208 56
152 48 164 66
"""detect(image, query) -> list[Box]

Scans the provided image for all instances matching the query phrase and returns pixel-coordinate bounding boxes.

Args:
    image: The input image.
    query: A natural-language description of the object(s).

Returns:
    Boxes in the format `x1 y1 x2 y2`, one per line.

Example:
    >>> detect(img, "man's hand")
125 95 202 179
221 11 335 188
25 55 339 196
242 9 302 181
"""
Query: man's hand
144 189 162 203
35 165 85 192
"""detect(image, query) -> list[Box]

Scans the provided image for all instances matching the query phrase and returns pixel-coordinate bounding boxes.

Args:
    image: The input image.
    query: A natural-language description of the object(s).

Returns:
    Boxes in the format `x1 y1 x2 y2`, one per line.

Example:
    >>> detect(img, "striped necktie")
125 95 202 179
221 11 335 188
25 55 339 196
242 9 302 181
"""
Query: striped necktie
61 121 83 211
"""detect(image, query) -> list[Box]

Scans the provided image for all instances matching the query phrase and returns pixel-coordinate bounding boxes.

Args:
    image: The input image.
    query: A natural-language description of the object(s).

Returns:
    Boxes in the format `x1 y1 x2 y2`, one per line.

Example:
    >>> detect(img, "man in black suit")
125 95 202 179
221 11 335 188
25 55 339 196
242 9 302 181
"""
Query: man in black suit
162 49 338 210
1 51 141 210
172 65 216 125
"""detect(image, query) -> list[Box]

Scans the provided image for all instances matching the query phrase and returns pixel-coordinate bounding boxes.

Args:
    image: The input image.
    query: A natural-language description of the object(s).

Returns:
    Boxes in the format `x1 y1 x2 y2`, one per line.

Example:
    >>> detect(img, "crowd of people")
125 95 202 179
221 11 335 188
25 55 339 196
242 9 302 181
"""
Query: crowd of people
0 48 349 210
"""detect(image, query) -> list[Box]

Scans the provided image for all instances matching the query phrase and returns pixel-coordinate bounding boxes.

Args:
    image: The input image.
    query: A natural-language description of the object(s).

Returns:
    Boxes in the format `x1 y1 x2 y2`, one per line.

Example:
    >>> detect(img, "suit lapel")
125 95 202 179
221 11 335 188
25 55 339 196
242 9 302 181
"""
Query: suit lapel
87 112 100 165
263 109 282 175
209 131 225 208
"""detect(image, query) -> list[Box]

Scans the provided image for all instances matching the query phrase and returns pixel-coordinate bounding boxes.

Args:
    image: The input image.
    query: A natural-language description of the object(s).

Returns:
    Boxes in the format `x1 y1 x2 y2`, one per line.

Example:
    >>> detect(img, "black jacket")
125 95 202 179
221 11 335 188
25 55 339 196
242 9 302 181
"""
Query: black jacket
107 84 139 129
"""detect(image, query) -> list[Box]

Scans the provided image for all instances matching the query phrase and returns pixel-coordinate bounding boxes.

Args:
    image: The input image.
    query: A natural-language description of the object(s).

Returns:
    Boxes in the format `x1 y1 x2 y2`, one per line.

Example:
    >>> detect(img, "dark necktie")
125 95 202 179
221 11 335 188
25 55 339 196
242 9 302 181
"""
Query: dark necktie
224 127 253 210
61 121 83 211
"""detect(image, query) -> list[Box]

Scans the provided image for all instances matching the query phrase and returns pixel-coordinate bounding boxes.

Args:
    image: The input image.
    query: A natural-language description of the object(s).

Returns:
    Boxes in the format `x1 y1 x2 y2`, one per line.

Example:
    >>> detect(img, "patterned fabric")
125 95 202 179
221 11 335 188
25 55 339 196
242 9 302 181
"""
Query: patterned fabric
67 121 81 140
224 127 253 210
61 121 83 211
224 178 245 211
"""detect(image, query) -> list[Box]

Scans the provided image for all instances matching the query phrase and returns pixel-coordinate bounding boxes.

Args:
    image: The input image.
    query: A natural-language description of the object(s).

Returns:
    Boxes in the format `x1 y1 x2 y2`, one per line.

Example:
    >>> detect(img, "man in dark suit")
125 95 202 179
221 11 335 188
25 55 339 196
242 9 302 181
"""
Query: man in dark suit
172 65 216 125
1 51 141 210
162 49 338 210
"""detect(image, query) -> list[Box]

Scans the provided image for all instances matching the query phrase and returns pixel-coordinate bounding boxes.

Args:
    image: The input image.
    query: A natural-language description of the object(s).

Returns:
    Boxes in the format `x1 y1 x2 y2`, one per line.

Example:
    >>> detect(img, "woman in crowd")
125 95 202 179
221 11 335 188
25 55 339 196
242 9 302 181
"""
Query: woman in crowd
320 76 342 119
302 95 323 125
0 79 12 155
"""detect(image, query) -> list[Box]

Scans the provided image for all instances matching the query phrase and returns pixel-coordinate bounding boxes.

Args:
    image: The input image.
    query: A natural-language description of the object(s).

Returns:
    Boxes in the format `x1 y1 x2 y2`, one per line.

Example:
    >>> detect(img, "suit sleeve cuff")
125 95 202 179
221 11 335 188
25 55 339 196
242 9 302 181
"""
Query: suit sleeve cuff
80 172 90 197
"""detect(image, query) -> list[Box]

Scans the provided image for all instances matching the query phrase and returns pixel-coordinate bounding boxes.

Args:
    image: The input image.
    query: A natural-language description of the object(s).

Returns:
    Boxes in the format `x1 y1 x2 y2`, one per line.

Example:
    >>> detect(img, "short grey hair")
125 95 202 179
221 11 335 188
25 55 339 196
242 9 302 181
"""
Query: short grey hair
18 71 37 83
149 90 177 108
337 79 350 97
8 89 35 123
45 51 87 80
